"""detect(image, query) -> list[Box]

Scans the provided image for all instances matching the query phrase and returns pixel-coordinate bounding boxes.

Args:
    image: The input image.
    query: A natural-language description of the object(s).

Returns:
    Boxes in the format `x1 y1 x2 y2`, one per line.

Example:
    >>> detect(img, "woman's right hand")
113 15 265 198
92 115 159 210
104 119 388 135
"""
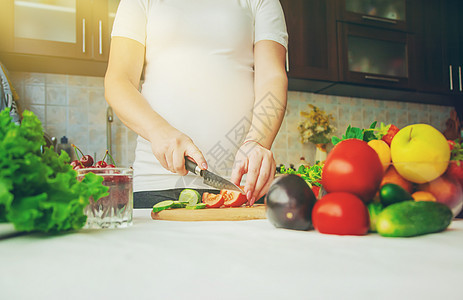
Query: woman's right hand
148 125 207 175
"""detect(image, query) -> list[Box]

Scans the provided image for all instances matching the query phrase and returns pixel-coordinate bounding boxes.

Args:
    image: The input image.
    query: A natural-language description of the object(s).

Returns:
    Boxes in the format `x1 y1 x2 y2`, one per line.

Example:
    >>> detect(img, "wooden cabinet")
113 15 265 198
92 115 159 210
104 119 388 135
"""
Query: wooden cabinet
337 22 414 90
280 0 338 84
0 0 120 76
442 0 463 96
414 0 463 96
337 0 411 32
282 0 416 92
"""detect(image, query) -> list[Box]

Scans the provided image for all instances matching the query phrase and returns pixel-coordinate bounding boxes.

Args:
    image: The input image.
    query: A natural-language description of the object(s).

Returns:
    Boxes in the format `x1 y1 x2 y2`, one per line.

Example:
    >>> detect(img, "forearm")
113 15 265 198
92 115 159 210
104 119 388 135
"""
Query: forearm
246 72 288 149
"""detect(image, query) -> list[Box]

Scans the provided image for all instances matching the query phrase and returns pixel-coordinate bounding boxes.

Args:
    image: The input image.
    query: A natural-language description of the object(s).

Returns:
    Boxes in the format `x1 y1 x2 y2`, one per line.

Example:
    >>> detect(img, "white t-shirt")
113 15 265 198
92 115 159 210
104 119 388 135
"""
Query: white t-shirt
111 0 288 192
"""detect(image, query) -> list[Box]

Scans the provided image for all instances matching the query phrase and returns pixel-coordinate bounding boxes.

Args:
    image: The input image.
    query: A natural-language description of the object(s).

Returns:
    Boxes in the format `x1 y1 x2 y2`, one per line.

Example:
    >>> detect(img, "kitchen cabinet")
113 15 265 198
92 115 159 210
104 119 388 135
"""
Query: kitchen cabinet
282 0 415 92
337 22 414 90
414 0 463 96
280 0 461 105
280 0 338 91
0 0 120 76
337 0 411 32
442 0 463 96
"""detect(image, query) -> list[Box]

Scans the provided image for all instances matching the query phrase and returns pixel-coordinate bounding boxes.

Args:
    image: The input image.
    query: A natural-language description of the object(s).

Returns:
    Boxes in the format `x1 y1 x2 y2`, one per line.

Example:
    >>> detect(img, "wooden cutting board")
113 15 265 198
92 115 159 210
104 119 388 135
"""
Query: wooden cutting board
151 204 267 221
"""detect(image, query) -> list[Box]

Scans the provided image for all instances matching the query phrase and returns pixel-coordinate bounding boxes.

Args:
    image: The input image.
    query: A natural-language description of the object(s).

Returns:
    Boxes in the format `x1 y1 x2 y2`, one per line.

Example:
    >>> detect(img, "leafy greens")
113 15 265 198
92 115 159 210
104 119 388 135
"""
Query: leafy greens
0 109 108 233
331 121 378 146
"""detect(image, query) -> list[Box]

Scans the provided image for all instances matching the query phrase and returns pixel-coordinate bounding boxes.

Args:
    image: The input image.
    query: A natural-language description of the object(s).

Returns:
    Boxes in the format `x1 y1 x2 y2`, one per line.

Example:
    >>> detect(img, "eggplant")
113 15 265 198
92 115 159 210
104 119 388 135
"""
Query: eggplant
265 174 316 231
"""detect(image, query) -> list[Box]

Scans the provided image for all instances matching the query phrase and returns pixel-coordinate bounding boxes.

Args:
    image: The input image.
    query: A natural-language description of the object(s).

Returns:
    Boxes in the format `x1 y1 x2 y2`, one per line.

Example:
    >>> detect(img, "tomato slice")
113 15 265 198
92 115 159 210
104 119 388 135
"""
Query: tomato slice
202 192 224 208
221 190 247 207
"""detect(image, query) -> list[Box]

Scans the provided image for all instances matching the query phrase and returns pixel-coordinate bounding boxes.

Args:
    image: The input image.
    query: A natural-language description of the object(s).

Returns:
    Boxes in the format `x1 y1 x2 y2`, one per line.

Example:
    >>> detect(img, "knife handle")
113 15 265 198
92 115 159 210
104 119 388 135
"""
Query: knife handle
185 157 202 175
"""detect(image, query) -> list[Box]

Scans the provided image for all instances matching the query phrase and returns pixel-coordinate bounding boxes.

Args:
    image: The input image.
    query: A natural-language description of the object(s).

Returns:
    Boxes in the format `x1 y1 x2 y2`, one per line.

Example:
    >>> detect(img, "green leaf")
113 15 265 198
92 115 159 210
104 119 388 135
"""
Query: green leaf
331 136 342 146
0 109 109 233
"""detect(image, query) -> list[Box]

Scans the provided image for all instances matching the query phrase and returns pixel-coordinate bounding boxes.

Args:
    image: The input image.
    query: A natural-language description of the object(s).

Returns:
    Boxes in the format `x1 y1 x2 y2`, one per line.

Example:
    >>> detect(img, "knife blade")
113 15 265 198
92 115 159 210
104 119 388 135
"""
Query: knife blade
185 157 244 194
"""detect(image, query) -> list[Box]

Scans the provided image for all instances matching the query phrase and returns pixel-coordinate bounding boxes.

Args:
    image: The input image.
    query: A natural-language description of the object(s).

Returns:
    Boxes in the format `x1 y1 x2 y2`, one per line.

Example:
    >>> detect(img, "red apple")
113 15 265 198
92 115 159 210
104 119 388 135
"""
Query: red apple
446 160 463 187
417 174 463 217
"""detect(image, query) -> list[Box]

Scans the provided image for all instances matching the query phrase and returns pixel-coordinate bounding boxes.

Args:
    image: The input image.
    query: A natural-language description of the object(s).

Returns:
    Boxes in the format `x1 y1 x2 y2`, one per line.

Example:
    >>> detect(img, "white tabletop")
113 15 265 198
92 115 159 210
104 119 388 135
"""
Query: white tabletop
1 209 462 300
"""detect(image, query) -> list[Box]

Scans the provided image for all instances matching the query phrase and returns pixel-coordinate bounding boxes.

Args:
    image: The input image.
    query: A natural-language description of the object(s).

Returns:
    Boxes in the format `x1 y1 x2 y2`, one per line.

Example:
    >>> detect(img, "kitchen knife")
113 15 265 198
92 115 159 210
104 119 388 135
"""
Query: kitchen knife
185 157 244 194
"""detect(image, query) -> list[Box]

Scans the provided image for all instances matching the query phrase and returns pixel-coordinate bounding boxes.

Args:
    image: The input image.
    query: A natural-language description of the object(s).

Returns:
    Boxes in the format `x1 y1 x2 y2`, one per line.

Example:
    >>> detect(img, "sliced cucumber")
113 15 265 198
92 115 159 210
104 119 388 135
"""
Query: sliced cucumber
171 201 186 208
152 200 174 213
178 189 201 205
185 203 206 210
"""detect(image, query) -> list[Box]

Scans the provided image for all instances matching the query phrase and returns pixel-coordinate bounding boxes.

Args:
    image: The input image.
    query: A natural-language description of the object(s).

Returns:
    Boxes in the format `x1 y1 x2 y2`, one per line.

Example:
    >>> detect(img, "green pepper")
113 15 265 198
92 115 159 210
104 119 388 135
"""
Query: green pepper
379 183 413 206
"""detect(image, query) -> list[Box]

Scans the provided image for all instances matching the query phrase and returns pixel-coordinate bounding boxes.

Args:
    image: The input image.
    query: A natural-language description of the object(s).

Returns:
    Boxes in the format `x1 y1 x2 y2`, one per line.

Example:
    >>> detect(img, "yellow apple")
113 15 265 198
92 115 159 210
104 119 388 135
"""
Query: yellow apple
390 124 450 184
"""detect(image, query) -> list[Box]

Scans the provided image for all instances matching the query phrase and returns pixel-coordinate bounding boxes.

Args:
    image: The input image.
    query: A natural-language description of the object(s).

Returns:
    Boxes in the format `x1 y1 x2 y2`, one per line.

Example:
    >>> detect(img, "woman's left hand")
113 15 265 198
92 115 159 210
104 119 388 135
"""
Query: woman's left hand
230 141 276 205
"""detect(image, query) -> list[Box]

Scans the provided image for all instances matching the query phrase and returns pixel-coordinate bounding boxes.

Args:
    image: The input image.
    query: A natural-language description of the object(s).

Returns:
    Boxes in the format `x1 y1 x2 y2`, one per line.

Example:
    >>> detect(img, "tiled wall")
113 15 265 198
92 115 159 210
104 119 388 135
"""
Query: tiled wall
9 72 137 167
9 72 453 169
273 92 452 167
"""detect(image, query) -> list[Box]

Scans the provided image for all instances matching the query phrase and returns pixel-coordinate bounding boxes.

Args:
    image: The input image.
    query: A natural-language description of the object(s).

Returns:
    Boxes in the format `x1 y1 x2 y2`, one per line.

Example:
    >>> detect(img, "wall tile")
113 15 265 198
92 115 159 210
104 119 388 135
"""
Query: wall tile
46 106 67 125
46 86 67 105
67 75 88 87
68 105 88 126
88 87 107 125
23 73 45 85
87 76 104 87
28 105 46 126
68 86 89 107
45 74 67 86
24 85 45 105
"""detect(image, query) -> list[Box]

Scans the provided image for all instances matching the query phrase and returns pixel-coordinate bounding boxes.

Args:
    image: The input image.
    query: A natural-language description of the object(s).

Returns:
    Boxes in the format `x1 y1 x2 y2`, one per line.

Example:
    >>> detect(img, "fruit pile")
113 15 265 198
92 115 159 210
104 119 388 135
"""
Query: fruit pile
266 122 461 237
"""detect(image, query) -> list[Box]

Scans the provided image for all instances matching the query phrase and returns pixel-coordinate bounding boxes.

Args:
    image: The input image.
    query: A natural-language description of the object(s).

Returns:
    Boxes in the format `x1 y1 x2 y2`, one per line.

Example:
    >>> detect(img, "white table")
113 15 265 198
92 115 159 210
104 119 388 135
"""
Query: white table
1 209 462 300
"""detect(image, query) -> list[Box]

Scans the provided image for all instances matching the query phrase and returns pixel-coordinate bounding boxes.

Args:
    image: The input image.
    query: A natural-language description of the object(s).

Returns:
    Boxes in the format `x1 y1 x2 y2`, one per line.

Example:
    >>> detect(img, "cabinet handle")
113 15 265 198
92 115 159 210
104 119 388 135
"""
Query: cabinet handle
362 15 398 25
99 20 103 55
459 66 462 92
82 18 86 53
364 75 400 83
449 65 454 91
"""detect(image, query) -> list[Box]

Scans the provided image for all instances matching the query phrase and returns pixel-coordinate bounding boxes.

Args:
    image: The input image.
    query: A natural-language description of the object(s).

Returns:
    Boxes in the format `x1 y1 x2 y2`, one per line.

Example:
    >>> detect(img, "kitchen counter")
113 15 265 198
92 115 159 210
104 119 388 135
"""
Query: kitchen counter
1 209 463 300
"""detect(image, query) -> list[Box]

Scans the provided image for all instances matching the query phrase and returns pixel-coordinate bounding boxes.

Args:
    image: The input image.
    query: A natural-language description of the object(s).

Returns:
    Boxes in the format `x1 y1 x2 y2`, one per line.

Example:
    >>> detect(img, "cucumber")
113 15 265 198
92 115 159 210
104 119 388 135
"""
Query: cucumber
152 200 174 213
379 183 412 206
376 201 453 237
185 203 206 210
367 202 384 232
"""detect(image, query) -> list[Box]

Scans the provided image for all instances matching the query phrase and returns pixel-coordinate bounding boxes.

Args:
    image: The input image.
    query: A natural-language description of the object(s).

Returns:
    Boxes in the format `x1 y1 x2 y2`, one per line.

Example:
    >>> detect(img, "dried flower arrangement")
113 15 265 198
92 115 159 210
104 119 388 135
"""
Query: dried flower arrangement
298 104 336 145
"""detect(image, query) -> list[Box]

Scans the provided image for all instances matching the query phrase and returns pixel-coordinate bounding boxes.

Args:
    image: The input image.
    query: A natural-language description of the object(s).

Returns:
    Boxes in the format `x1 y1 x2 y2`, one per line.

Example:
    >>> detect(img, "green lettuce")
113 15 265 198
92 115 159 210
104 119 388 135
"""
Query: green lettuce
0 109 109 233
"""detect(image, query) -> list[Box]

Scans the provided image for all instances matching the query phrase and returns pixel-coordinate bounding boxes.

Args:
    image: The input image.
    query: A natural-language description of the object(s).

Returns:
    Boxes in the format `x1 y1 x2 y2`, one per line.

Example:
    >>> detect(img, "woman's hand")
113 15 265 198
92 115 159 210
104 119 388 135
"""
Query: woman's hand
148 125 207 175
230 141 276 205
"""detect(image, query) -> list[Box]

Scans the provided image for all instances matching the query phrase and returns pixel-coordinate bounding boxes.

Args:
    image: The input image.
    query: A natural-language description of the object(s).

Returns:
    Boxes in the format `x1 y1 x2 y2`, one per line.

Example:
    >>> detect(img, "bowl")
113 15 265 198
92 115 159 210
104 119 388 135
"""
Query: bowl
76 167 133 229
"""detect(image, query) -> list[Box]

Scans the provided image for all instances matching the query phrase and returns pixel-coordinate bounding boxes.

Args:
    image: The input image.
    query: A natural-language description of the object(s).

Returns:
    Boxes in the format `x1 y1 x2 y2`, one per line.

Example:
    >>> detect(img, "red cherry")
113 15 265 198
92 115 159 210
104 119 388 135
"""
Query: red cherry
80 155 94 167
96 161 108 168
70 160 81 168
107 164 116 168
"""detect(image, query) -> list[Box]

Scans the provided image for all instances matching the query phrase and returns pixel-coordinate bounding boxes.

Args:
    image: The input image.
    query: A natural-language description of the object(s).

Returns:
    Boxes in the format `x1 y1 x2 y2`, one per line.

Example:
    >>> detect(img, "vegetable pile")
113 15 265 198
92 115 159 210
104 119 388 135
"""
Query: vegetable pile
0 109 108 233
267 121 461 237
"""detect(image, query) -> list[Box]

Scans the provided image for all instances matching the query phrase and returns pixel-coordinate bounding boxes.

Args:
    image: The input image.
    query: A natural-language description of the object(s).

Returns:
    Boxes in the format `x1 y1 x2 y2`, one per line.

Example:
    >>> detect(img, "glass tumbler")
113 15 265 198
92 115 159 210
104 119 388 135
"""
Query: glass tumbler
77 167 133 229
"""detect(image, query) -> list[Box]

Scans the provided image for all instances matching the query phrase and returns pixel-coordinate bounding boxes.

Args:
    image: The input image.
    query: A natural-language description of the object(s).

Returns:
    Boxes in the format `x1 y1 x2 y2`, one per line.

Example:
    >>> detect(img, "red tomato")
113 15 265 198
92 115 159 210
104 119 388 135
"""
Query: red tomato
202 192 224 208
321 139 383 203
311 185 321 199
221 190 247 207
312 192 370 235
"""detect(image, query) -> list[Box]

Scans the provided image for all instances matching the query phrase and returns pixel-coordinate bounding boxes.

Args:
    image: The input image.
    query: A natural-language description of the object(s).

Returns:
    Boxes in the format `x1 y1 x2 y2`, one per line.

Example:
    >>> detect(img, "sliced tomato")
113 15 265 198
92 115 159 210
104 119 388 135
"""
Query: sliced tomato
202 192 224 208
221 190 247 207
